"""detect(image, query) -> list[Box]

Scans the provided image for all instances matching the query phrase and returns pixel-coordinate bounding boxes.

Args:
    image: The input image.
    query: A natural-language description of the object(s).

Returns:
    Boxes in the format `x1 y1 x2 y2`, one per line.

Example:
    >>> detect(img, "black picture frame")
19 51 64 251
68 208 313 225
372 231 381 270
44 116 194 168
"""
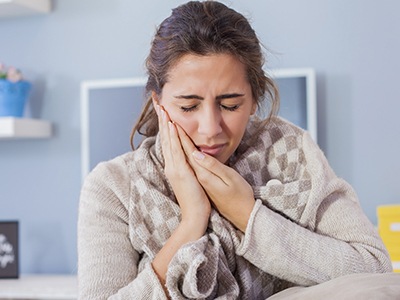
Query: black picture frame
0 221 19 279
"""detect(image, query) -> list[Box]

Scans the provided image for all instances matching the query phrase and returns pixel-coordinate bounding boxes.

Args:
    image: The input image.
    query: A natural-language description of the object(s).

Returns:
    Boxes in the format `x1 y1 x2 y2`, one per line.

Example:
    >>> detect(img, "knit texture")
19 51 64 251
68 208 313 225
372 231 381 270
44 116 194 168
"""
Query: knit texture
78 116 392 299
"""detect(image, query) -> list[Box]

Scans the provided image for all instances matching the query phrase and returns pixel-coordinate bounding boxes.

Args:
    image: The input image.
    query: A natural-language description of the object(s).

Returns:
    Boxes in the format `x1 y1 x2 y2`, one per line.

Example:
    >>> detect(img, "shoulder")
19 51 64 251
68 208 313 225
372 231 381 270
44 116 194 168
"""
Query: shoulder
81 136 161 203
243 116 307 147
85 152 132 184
242 116 308 155
84 136 158 188
263 116 306 142
263 117 324 167
80 153 133 212
234 116 308 161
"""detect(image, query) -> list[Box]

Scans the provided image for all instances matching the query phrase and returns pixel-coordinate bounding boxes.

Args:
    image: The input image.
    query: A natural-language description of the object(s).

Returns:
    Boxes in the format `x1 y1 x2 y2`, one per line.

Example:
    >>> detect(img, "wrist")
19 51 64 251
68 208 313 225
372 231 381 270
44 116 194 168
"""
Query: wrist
179 216 209 240
222 197 255 232
152 217 208 285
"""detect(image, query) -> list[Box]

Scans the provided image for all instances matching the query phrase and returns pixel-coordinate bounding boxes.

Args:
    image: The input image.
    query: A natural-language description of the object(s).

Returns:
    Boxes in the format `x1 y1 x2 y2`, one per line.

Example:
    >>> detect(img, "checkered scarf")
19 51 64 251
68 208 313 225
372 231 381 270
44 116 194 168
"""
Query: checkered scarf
128 116 311 299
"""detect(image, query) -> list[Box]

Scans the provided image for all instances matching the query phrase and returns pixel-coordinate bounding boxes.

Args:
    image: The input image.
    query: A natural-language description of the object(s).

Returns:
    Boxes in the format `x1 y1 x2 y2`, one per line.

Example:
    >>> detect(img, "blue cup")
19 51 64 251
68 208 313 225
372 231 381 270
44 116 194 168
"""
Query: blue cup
0 80 31 117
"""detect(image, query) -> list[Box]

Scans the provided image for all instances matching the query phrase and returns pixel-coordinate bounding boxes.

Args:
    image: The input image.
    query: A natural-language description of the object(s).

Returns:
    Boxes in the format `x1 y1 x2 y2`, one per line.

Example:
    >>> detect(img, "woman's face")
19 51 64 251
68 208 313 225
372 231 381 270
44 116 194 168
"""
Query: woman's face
156 53 256 164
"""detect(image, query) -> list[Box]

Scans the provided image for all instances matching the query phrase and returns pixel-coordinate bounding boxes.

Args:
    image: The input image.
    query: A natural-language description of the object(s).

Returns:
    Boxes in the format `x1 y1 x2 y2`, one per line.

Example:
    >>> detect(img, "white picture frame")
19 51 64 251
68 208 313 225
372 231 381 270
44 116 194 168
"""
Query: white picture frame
80 68 317 180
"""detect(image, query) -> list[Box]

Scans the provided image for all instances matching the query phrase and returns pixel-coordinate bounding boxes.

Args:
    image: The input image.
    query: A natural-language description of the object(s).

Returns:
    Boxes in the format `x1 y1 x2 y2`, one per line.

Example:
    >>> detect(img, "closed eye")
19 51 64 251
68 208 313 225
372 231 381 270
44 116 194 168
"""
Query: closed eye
176 93 244 113
180 105 199 112
181 104 240 112
221 104 239 111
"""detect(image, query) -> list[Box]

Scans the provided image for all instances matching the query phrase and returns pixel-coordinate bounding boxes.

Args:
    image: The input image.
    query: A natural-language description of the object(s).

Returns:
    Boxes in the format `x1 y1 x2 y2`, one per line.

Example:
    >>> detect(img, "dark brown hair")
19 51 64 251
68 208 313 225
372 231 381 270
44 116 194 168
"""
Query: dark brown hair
131 0 279 148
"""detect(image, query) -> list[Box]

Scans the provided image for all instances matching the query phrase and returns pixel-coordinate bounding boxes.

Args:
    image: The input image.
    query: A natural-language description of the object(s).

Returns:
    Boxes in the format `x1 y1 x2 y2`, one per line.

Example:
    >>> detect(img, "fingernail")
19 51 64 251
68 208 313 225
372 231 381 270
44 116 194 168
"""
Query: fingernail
192 150 205 160
168 121 174 132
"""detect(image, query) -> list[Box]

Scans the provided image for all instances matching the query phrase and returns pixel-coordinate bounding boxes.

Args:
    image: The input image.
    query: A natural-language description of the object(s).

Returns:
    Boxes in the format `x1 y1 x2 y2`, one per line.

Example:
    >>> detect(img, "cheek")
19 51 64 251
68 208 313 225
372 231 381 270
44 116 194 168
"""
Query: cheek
168 112 197 137
225 115 248 135
226 115 249 140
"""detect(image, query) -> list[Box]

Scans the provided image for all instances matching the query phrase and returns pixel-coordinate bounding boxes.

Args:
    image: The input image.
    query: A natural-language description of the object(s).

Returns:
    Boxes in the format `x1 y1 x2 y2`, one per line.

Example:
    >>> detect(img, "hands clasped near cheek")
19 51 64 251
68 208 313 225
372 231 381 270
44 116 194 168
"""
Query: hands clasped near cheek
183 134 255 231
155 105 211 230
155 105 255 232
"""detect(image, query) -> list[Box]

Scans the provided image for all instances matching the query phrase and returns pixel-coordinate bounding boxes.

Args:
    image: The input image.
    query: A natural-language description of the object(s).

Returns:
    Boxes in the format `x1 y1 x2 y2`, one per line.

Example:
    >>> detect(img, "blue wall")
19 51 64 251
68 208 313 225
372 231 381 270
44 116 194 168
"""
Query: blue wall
0 0 399 274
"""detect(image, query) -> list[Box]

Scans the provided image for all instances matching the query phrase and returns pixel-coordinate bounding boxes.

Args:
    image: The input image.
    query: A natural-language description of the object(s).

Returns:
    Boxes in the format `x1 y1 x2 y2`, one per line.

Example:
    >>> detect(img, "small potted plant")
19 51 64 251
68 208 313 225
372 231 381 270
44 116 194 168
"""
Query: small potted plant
0 63 31 118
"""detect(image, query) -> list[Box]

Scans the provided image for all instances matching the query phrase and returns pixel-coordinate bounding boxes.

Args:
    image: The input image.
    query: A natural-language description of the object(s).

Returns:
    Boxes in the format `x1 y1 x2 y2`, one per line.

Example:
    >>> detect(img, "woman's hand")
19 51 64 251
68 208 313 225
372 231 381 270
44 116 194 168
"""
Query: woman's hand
152 105 211 288
155 105 211 232
175 123 255 232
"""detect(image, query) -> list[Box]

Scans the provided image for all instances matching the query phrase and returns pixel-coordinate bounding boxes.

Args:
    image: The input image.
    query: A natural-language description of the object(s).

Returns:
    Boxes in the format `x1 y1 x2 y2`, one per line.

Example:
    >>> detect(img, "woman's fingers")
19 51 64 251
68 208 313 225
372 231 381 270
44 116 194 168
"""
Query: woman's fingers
175 123 231 193
191 150 231 185
175 123 230 185
157 105 185 168
156 105 193 178
170 119 254 232
155 105 171 162
167 120 187 165
174 123 197 158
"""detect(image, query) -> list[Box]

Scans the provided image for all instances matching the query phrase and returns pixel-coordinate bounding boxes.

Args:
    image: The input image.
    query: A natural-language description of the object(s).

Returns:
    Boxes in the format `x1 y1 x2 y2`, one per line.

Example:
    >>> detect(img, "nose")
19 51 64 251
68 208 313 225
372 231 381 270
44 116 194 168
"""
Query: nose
197 106 223 138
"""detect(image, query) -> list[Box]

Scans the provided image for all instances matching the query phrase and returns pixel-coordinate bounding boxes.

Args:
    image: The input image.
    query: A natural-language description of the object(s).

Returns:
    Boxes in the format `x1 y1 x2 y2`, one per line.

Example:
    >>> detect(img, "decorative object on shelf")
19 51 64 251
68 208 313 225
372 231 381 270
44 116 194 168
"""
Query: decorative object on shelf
0 221 19 279
0 63 31 118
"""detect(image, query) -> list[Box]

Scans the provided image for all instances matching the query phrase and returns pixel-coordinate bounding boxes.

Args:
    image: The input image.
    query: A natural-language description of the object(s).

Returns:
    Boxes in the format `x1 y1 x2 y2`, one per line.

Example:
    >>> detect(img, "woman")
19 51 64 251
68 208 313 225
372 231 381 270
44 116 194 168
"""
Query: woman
78 1 392 299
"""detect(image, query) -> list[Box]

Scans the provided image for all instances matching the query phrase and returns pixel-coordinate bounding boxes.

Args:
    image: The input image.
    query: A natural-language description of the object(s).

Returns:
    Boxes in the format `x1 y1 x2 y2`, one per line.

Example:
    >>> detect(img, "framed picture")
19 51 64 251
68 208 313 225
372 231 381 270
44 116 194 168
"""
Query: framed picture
80 68 317 179
0 221 19 278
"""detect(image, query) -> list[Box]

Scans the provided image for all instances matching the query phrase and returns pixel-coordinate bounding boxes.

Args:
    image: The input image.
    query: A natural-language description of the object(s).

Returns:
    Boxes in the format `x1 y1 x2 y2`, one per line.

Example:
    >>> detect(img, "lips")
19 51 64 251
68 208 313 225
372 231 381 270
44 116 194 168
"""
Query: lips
197 144 226 156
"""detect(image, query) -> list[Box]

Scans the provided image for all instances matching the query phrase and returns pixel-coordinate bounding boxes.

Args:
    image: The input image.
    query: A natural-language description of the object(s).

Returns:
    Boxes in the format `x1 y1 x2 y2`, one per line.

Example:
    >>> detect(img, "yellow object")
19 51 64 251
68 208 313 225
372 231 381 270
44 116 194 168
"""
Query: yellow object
377 205 400 218
389 248 400 273
380 236 398 249
377 205 400 236
377 204 400 273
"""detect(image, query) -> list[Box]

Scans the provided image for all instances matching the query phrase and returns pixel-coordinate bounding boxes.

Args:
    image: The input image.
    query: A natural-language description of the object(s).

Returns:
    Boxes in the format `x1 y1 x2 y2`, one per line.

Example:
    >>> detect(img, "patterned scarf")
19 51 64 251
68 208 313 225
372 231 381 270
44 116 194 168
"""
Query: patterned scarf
127 116 311 299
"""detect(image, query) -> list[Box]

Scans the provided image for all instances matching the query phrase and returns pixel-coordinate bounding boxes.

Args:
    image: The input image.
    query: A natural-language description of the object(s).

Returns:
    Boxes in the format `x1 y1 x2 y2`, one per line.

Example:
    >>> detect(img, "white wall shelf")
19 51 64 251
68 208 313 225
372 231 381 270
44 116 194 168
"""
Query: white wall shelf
0 117 52 139
0 274 77 299
0 0 51 18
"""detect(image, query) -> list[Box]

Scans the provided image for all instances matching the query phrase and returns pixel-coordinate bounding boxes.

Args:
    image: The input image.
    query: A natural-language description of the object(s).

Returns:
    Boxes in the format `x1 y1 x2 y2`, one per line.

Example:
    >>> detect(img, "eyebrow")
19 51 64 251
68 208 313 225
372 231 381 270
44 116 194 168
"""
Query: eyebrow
174 93 245 100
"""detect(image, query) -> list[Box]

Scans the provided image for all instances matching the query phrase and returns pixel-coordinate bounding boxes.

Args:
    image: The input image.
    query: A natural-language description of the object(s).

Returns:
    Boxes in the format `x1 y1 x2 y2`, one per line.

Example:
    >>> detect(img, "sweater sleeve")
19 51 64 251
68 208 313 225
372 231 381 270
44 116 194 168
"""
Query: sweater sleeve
235 132 392 286
78 158 167 300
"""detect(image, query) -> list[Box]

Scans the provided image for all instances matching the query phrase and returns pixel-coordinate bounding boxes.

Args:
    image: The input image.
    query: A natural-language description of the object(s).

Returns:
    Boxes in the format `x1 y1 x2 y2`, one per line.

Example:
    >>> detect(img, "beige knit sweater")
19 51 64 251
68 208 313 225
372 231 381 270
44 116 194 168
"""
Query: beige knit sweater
78 116 392 299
